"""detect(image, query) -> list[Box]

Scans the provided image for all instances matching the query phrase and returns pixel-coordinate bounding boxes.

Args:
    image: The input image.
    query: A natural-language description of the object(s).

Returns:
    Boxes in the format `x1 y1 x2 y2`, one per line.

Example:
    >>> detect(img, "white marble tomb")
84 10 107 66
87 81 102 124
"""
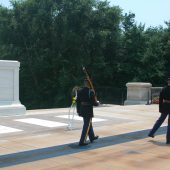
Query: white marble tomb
0 60 26 116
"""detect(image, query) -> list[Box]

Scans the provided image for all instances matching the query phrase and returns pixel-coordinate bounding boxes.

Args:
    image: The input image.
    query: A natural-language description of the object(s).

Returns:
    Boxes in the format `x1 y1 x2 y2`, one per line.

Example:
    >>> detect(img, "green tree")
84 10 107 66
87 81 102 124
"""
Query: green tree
162 21 170 80
0 0 122 108
141 27 166 85
117 13 146 84
1 0 169 108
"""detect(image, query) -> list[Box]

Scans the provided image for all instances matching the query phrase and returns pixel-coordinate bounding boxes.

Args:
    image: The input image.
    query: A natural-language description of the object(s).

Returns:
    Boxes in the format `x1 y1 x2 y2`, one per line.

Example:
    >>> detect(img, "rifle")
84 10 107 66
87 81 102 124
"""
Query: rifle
82 66 98 103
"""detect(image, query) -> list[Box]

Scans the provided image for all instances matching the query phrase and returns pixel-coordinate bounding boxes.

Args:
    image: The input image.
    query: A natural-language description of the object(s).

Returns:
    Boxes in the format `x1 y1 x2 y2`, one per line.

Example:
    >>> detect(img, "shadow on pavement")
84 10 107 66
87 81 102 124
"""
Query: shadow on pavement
149 140 169 146
0 126 167 168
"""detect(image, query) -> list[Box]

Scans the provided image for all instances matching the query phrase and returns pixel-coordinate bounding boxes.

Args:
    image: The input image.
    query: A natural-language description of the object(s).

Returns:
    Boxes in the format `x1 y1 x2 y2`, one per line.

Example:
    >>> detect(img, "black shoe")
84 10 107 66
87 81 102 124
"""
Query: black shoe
90 136 99 143
79 142 89 146
148 134 154 138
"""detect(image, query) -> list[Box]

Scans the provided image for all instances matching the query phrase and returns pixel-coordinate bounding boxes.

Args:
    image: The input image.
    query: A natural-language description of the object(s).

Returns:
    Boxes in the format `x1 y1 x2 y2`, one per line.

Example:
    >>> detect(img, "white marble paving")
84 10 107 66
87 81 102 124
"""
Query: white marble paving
15 118 68 127
0 125 22 134
56 115 107 122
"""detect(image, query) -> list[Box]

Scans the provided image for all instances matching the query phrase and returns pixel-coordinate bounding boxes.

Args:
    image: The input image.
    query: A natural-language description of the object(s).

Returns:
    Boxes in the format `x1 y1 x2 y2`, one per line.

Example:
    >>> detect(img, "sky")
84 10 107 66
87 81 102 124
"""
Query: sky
0 0 170 28
109 0 170 28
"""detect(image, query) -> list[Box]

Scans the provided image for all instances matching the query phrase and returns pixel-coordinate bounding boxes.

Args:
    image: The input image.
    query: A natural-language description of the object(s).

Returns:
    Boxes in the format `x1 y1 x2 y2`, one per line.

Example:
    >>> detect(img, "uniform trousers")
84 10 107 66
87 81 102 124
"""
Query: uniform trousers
149 113 170 142
79 116 95 144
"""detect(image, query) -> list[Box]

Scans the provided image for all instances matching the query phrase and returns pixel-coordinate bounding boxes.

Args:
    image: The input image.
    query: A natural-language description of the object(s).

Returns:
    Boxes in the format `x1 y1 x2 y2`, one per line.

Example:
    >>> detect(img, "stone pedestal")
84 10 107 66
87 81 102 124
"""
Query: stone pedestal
0 60 26 116
124 82 152 105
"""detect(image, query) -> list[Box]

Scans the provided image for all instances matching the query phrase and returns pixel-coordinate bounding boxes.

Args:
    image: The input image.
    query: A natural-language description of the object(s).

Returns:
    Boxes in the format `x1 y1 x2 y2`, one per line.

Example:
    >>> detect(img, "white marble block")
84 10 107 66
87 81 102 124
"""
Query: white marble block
0 60 26 116
124 82 152 105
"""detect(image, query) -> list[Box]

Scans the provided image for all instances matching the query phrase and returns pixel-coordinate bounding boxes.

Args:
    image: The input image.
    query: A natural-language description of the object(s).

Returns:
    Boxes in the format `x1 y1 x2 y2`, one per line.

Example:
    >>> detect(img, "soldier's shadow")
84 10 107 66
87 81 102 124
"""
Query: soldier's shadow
149 140 169 146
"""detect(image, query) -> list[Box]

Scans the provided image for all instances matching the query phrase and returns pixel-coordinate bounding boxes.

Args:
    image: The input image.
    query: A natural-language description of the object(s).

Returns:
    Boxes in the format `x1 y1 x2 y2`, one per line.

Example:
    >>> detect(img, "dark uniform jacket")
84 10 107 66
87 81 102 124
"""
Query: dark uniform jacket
76 87 98 118
159 85 170 114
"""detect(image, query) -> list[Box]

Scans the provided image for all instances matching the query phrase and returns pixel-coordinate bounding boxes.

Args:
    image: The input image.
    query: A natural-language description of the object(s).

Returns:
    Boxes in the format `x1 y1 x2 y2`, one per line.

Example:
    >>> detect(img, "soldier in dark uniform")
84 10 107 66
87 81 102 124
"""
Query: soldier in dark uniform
148 78 170 144
76 79 99 146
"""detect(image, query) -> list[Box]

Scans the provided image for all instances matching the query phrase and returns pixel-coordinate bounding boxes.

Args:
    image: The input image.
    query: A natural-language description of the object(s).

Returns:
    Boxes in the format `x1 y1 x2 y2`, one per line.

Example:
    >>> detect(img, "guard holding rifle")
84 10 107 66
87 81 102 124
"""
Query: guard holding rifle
76 67 99 146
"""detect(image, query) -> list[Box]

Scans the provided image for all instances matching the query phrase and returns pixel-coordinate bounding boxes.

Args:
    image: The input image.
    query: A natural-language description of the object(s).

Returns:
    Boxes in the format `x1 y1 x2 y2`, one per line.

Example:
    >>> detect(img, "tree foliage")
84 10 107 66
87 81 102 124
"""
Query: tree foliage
0 0 169 108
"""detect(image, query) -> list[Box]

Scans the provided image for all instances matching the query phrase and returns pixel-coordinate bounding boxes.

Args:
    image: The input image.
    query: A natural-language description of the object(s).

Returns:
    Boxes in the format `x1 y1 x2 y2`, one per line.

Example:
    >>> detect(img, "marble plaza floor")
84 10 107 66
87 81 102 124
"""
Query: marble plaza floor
0 104 169 170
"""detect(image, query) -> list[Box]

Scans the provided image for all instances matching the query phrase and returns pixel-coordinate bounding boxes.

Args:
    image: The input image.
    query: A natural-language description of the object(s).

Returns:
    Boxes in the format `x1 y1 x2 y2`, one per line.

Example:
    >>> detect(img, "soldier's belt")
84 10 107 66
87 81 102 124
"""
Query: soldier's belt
163 99 170 103
81 102 91 106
